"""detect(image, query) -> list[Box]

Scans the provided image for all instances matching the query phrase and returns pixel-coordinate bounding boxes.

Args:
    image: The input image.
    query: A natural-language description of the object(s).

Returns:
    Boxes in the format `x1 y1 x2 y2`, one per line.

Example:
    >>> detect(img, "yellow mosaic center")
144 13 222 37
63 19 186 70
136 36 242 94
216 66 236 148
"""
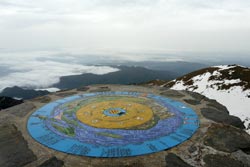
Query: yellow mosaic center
76 100 153 129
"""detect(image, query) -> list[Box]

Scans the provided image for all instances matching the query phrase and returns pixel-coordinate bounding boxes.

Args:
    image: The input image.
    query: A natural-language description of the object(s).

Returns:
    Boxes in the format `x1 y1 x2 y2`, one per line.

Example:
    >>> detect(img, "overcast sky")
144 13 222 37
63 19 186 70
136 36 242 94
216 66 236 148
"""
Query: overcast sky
0 0 250 55
1 0 250 90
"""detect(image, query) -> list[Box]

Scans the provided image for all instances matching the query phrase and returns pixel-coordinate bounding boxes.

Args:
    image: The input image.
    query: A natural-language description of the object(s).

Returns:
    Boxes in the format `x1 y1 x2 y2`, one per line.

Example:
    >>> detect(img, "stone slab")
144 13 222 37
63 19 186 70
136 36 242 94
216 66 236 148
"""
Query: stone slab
0 124 37 167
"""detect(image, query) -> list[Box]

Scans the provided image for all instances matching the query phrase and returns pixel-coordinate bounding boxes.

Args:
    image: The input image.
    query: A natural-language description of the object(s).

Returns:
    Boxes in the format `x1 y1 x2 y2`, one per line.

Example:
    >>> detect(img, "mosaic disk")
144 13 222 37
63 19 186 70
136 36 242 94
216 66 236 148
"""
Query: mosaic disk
27 92 199 157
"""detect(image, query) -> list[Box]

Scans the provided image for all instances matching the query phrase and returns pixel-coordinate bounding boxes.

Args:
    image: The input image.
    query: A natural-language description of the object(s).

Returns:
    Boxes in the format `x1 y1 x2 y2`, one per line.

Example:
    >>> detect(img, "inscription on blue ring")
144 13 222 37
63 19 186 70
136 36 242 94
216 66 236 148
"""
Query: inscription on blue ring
27 91 199 157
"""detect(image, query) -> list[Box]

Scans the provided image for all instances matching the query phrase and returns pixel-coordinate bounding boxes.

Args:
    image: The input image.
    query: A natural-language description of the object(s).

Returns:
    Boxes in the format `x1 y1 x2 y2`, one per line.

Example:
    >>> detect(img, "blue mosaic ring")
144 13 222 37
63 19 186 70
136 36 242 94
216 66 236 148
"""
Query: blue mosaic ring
27 92 199 157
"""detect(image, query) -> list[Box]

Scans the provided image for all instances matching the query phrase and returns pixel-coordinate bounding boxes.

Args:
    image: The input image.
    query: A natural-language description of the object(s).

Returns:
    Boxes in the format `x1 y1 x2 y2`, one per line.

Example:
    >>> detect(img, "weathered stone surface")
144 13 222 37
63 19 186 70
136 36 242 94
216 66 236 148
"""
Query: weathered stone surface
183 91 207 101
184 99 201 105
3 102 35 117
242 147 250 155
91 160 145 167
124 161 145 167
203 154 245 167
206 99 229 114
201 108 245 129
165 153 193 167
160 90 185 98
31 95 51 103
0 114 14 124
0 124 37 167
204 124 250 153
231 150 250 167
55 92 78 97
38 157 64 167
89 86 111 92
76 86 90 91
188 145 197 153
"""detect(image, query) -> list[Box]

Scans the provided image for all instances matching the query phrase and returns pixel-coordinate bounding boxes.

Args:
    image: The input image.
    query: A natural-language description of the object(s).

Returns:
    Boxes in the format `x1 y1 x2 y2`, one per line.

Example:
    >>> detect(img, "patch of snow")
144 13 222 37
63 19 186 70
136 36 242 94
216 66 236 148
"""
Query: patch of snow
170 69 250 134
13 97 23 100
223 79 241 85
213 65 236 70
201 86 250 134
190 72 212 92
171 80 187 90
208 78 242 85
214 64 247 71
217 65 246 70
35 87 60 92
212 70 222 78
228 70 235 75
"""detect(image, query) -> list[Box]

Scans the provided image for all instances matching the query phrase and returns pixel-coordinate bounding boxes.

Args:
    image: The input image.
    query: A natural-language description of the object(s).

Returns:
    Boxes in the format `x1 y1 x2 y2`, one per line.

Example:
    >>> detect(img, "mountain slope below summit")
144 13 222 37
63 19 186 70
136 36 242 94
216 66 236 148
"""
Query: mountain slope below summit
0 66 176 99
0 86 49 100
164 65 250 133
53 66 177 89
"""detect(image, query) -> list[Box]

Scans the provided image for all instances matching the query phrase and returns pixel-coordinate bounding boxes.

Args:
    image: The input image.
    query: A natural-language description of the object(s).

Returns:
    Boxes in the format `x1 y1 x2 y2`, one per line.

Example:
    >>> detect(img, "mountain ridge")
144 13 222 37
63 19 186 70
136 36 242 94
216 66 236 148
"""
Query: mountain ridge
0 66 176 99
53 65 176 89
161 64 250 133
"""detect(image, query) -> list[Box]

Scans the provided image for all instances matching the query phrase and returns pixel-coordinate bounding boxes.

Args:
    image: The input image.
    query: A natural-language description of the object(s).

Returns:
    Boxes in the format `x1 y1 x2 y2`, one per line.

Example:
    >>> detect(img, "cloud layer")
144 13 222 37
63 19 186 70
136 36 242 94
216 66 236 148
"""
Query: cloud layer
0 0 250 53
0 53 119 91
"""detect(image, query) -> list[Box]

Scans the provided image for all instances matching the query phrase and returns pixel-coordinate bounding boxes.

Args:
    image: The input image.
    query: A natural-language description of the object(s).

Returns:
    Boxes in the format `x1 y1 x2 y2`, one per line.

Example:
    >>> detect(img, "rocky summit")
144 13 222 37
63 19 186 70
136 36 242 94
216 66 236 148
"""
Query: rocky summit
164 65 250 133
0 84 250 167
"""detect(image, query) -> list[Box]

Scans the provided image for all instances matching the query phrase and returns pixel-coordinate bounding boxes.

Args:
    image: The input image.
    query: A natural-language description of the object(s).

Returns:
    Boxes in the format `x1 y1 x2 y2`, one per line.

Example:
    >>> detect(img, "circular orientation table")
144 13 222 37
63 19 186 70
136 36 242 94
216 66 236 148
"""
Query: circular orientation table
27 91 199 157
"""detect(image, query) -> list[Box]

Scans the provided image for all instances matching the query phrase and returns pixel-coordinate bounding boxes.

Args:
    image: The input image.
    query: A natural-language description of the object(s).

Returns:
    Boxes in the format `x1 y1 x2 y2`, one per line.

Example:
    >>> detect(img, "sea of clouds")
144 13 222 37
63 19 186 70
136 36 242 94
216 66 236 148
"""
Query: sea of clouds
0 51 119 91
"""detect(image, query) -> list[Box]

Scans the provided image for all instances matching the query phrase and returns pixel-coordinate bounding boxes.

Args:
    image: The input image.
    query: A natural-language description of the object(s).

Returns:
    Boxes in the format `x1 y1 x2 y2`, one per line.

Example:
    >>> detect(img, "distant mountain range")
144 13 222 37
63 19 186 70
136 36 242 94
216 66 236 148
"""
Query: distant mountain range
103 61 208 76
53 66 176 89
0 86 49 100
0 65 176 99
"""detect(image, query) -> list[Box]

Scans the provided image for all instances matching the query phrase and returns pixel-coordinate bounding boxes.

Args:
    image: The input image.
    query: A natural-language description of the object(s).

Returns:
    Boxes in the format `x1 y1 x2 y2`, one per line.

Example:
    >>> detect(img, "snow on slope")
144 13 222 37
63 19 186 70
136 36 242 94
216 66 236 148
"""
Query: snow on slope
165 65 250 134
35 87 60 92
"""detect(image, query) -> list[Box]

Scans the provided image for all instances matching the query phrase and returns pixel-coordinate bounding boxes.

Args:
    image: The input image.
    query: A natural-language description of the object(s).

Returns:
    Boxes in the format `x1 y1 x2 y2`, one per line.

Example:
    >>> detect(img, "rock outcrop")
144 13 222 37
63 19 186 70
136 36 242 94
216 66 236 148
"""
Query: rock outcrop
0 124 37 167
0 96 23 110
